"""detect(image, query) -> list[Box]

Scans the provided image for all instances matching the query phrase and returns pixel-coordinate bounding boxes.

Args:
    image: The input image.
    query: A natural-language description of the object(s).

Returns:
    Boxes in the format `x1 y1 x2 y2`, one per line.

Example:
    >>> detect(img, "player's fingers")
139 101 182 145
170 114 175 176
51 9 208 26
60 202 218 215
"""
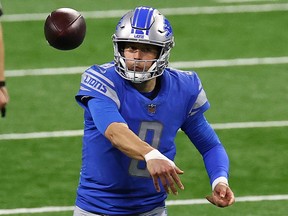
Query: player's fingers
216 185 235 206
214 190 228 207
174 166 184 175
0 90 6 108
159 175 170 194
226 187 235 205
164 173 179 195
228 196 235 206
207 190 234 208
207 195 227 208
0 87 9 102
219 186 227 198
170 170 184 191
151 175 161 192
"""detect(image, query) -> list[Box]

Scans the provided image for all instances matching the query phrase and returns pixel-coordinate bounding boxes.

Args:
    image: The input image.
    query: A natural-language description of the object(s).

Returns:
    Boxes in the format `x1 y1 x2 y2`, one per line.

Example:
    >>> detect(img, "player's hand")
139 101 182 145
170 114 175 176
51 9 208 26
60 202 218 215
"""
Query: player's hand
206 182 235 207
0 86 9 117
146 159 184 195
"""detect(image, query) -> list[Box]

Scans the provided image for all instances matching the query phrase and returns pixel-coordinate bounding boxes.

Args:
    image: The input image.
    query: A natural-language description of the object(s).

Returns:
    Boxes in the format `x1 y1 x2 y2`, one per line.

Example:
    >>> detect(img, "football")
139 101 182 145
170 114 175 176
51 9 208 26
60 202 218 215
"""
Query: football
44 8 86 50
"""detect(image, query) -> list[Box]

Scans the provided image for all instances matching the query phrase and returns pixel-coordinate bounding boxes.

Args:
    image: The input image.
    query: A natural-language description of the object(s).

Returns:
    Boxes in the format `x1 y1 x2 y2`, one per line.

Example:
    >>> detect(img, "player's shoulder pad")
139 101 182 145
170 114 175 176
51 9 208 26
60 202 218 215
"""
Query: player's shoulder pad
167 67 197 78
82 61 119 90
87 62 114 75
83 62 120 83
79 62 121 108
166 67 200 88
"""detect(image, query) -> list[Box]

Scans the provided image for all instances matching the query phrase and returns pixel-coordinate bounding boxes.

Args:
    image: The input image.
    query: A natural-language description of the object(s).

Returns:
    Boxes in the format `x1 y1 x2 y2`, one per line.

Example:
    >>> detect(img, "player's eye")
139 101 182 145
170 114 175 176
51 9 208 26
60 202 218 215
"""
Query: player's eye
141 47 152 53
124 43 159 55
126 46 137 52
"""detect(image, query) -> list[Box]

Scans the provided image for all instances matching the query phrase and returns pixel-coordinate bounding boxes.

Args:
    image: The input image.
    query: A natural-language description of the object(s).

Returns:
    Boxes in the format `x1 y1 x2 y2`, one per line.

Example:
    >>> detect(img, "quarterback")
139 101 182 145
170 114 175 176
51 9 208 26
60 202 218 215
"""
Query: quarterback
73 6 235 216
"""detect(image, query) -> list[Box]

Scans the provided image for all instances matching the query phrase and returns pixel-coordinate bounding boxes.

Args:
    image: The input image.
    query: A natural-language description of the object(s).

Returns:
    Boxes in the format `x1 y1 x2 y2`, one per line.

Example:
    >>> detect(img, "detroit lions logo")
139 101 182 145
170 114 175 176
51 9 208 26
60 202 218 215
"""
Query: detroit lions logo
164 19 173 38
115 16 124 31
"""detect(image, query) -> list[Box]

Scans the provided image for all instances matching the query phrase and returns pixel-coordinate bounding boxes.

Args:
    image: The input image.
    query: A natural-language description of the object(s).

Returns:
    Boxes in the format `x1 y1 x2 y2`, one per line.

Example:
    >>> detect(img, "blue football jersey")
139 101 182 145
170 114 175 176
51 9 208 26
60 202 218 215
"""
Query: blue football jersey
75 62 210 214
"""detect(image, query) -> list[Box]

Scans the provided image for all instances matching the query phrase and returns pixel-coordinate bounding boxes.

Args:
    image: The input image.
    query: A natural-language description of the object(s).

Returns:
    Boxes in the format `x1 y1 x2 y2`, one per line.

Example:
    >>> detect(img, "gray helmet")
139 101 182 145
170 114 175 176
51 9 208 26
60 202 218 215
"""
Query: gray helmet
112 6 174 83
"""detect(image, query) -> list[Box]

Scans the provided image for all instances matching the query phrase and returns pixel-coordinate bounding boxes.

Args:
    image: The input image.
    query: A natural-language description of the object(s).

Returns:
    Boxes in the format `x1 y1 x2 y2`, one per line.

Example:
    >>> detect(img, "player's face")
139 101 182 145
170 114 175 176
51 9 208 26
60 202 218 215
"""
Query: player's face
123 43 159 72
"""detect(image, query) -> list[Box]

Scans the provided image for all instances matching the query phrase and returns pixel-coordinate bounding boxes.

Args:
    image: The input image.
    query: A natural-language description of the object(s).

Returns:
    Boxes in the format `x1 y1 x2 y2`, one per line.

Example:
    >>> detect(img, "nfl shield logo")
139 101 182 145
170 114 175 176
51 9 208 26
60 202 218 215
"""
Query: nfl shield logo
148 104 156 114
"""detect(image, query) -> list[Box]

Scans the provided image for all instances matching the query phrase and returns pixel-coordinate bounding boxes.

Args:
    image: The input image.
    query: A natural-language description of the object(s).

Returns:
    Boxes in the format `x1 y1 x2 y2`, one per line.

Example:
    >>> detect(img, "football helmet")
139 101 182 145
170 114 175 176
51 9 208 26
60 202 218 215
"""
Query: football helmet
112 6 174 83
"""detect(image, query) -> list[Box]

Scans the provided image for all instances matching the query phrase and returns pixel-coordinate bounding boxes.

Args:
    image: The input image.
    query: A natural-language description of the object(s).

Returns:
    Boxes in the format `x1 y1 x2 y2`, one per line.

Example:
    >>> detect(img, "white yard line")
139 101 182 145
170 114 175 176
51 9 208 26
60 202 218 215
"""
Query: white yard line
1 3 288 22
1 120 288 140
0 206 74 215
0 194 287 215
0 130 83 140
211 120 288 130
170 57 288 69
6 66 88 77
6 56 288 77
166 194 288 206
215 0 275 3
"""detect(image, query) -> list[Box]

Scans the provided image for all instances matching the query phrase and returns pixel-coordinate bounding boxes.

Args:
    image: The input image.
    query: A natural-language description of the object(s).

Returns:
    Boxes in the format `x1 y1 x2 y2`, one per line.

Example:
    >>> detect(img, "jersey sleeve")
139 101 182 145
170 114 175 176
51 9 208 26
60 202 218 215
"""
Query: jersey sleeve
180 72 229 187
75 65 126 134
87 98 126 134
76 65 121 110
182 110 230 187
186 72 210 118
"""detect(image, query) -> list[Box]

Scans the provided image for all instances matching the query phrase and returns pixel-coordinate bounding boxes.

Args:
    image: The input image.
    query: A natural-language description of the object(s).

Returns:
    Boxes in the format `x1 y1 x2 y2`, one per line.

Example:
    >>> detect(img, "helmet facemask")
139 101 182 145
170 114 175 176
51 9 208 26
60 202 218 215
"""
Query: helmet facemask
113 41 171 83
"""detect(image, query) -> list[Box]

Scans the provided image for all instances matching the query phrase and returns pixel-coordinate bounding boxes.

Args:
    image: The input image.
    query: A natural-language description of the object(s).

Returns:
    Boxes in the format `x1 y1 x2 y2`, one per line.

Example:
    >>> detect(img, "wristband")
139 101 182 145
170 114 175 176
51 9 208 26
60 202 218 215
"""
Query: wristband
0 81 6 87
212 176 228 191
144 149 175 167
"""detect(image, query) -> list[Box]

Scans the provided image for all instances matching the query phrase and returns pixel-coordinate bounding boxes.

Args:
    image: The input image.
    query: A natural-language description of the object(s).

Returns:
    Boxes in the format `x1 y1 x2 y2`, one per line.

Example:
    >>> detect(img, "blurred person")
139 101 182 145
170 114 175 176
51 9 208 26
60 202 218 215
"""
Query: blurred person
73 6 235 216
0 2 8 117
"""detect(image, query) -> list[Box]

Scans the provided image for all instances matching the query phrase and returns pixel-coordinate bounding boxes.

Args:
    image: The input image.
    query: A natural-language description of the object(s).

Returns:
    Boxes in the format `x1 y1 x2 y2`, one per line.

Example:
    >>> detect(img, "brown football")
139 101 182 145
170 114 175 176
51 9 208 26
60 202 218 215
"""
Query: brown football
44 8 86 50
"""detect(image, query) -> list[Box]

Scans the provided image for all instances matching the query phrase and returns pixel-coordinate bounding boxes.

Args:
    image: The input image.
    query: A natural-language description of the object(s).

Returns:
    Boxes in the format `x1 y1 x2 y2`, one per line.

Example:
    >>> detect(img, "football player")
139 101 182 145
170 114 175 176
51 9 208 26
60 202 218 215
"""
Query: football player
73 6 235 216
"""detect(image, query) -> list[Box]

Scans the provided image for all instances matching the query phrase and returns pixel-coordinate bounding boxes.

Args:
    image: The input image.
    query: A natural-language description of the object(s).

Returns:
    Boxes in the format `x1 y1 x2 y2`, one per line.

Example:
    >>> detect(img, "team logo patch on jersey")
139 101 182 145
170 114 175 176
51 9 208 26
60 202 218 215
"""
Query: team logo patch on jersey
148 104 157 114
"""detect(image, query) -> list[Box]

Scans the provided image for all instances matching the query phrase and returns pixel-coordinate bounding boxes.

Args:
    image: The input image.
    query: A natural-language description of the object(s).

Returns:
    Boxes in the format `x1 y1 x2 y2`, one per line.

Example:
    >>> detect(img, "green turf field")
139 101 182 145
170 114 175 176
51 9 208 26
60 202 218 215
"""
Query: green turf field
0 0 288 215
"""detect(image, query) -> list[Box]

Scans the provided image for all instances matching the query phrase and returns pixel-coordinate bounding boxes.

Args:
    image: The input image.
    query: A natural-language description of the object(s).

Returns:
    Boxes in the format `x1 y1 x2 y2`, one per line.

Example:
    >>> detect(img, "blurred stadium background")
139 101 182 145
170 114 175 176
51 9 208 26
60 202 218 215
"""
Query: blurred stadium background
0 0 287 215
